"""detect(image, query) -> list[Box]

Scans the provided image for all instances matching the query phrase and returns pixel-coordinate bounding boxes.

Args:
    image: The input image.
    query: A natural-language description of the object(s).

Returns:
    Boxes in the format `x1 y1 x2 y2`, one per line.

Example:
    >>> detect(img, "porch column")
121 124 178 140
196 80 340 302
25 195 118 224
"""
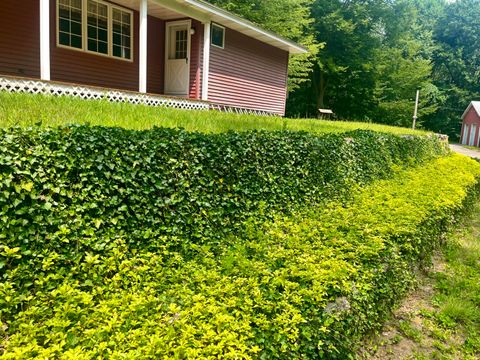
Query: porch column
139 0 148 93
40 0 51 80
202 21 211 101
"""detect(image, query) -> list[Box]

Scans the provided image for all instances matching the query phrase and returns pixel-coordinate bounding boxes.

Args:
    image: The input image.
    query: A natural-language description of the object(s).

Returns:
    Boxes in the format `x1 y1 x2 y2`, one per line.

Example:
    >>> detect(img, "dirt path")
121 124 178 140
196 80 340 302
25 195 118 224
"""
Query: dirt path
360 205 480 360
450 144 480 159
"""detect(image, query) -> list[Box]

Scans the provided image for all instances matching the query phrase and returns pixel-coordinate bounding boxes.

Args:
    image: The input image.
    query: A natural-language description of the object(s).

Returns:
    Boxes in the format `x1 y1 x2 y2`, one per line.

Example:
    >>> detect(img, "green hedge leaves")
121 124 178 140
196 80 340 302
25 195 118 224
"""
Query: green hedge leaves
0 126 464 359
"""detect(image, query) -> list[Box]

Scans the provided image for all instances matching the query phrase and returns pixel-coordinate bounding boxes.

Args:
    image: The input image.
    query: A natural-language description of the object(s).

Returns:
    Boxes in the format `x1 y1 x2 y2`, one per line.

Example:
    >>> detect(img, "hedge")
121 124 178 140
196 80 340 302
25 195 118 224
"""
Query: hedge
0 126 445 250
0 126 461 359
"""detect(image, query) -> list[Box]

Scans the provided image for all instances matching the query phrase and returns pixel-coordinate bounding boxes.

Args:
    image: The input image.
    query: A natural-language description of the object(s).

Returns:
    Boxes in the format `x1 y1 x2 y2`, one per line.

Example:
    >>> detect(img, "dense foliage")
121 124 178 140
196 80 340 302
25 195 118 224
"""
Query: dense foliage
0 126 456 358
0 126 445 251
0 124 477 357
209 0 480 139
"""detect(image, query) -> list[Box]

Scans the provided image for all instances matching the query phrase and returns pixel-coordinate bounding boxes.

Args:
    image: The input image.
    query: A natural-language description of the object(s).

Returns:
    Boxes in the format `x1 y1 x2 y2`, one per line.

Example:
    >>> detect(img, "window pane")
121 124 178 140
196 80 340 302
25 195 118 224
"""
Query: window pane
59 32 70 46
113 33 121 45
113 45 121 57
88 39 97 52
59 6 70 20
98 17 108 31
88 26 97 39
71 35 82 49
71 0 82 10
98 41 108 54
211 25 224 48
71 21 82 36
71 8 82 22
59 18 70 33
58 0 82 49
98 29 108 42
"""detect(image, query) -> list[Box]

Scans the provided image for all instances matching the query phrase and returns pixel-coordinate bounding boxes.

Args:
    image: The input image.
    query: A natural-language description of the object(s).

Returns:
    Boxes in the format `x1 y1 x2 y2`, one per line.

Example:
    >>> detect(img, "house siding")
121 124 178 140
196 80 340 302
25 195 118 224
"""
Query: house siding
0 0 40 78
461 107 480 146
147 16 165 95
208 27 289 115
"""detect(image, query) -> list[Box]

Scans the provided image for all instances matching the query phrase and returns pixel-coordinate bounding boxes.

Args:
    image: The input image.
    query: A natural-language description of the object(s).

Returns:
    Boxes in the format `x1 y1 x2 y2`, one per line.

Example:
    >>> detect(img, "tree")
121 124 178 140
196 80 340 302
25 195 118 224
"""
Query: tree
371 0 440 127
288 0 388 119
424 0 480 139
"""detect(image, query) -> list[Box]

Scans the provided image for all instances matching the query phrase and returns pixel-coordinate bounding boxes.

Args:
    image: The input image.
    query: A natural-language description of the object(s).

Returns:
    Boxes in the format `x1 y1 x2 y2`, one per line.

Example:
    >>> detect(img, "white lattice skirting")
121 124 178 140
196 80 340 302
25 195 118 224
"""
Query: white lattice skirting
210 103 277 117
0 76 210 111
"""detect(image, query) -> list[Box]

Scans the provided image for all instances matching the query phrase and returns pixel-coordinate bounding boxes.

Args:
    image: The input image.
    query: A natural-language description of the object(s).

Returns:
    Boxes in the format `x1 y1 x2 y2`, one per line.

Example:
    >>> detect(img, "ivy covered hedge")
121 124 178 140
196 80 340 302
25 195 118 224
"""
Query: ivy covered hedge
0 126 466 359
0 126 445 249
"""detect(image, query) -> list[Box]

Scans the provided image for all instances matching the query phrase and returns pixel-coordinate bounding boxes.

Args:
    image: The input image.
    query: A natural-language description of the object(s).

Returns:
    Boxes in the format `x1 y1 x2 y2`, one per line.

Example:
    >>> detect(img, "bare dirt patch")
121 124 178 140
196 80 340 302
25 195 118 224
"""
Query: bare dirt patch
359 252 468 360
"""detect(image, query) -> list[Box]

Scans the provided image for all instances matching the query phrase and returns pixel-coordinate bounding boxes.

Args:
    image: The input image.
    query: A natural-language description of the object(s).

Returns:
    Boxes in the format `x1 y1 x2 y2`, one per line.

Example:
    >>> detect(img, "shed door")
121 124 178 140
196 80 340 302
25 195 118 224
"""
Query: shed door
165 20 191 96
463 125 469 145
469 124 477 146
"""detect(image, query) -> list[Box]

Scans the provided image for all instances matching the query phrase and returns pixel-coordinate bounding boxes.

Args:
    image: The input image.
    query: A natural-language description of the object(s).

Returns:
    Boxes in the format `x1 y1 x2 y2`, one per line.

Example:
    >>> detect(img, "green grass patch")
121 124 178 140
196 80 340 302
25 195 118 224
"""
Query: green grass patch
429 202 480 357
0 92 427 135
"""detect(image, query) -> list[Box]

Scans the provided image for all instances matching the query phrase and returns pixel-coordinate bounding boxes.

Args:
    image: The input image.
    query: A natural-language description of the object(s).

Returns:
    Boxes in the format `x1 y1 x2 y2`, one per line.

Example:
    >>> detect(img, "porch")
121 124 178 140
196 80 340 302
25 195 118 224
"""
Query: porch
35 0 213 100
1 0 305 116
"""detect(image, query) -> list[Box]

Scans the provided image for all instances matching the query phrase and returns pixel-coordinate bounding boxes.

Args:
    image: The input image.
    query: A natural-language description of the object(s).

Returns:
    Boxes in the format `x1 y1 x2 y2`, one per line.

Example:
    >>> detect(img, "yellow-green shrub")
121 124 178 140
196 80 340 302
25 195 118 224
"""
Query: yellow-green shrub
1 149 479 359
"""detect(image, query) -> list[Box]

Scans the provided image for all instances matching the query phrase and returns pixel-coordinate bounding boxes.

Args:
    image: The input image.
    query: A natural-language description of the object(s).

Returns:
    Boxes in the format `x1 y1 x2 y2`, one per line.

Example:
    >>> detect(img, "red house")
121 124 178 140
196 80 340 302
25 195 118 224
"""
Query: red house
0 0 307 116
460 101 480 147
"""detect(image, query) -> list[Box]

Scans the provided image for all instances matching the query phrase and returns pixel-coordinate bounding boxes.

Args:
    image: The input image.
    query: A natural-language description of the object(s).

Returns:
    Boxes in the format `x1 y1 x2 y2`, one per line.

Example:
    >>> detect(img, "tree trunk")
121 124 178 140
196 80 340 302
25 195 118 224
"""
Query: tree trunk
317 71 327 109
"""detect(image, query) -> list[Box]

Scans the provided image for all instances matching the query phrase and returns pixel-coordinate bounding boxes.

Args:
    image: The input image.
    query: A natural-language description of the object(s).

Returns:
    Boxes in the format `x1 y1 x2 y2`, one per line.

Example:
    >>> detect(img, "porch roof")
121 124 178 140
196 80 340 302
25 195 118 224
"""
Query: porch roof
115 0 308 54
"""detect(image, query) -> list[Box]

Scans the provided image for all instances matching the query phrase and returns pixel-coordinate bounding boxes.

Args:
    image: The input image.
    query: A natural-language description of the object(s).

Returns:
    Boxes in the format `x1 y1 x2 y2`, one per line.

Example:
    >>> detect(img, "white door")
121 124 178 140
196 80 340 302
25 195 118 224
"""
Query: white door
463 125 469 145
165 20 191 96
469 124 477 146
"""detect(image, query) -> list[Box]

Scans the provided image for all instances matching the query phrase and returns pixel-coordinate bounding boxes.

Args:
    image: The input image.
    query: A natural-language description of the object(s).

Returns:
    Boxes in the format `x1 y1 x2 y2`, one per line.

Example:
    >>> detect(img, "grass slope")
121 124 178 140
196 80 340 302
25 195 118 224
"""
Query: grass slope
0 92 426 135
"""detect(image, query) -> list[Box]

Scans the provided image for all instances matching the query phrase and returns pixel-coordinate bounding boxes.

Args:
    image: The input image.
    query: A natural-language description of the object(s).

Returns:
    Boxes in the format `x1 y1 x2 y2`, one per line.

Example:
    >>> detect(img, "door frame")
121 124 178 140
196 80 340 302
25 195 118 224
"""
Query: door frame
164 19 192 96
462 124 469 145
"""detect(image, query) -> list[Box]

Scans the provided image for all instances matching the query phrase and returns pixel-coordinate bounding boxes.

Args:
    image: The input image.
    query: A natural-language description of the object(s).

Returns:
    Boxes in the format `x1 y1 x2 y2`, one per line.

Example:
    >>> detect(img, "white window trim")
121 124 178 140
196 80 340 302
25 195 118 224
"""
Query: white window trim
56 0 134 62
211 23 225 49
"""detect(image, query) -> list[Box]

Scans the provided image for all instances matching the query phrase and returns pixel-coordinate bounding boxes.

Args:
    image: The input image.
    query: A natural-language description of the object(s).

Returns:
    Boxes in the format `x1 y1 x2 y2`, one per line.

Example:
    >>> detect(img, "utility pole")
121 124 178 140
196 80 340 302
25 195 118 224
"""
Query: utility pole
412 90 420 130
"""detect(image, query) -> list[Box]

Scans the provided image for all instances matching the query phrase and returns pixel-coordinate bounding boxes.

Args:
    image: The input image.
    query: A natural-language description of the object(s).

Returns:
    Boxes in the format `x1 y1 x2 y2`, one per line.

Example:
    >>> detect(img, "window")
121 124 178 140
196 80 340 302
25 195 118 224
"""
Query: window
57 0 133 61
175 29 188 59
58 0 83 49
211 23 225 49
112 8 132 60
87 0 108 55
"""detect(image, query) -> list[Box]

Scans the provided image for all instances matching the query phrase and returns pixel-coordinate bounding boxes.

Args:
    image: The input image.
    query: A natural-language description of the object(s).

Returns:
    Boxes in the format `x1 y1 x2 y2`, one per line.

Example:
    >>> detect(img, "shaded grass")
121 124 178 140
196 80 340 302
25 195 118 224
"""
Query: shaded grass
362 200 480 359
431 204 480 356
0 92 427 135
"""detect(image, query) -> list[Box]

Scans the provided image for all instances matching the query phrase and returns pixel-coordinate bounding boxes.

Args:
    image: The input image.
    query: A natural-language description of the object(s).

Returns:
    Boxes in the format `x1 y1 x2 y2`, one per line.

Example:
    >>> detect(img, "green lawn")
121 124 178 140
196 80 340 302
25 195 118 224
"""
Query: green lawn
0 92 426 135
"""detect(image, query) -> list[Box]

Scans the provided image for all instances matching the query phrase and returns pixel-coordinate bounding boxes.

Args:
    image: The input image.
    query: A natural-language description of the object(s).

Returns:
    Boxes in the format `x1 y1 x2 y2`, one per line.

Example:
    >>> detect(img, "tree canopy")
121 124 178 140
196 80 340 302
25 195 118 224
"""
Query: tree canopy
209 0 478 139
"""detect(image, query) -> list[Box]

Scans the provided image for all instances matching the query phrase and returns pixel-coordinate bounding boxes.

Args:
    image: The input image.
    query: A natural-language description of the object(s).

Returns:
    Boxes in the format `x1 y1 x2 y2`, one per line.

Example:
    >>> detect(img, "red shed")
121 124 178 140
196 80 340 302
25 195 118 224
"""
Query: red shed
0 0 307 116
460 101 480 147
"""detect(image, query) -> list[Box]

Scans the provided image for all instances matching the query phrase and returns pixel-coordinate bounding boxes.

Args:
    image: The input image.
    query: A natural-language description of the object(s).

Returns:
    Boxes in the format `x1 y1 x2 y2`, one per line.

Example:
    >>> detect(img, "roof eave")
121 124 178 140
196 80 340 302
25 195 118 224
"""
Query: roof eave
462 102 480 119
182 0 308 54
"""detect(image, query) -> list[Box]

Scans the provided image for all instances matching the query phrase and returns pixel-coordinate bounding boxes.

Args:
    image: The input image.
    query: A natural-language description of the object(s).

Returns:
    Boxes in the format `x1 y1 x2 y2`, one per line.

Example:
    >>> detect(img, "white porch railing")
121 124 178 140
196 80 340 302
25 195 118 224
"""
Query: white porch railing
0 76 210 111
